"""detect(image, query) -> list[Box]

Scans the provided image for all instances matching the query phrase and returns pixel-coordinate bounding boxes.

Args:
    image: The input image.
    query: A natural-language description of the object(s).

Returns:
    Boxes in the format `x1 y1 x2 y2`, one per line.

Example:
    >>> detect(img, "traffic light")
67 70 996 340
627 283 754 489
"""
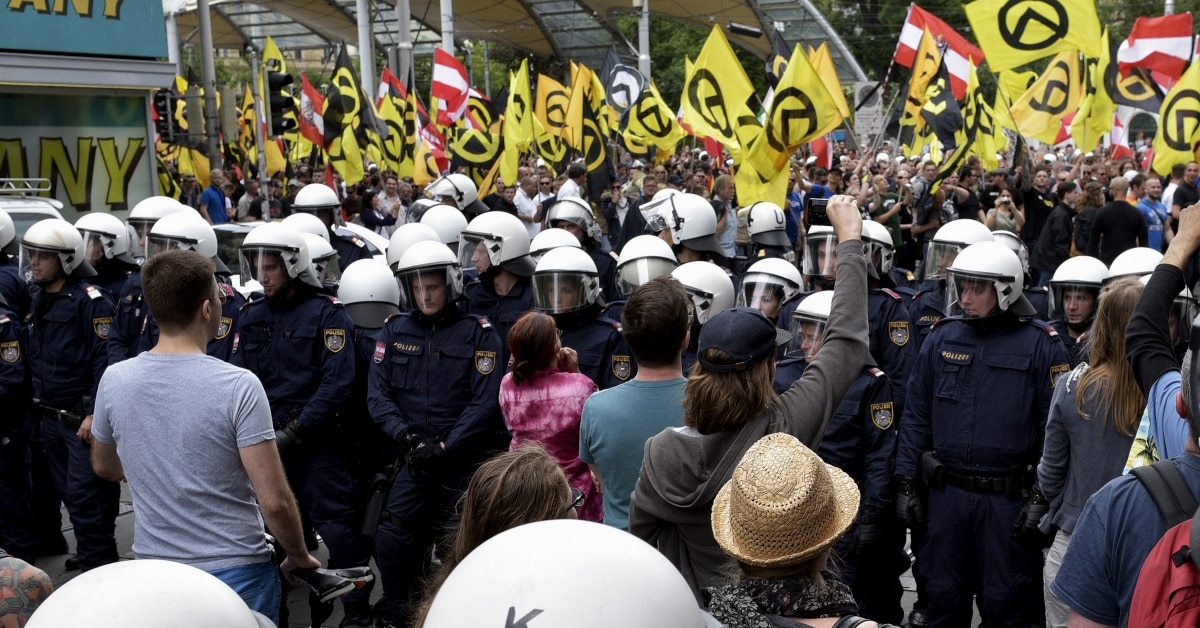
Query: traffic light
152 88 175 141
266 70 297 137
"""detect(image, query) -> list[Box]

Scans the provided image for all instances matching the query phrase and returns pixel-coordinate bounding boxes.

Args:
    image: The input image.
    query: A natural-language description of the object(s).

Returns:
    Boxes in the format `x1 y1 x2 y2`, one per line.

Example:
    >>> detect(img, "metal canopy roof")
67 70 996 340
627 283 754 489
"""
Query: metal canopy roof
172 0 866 81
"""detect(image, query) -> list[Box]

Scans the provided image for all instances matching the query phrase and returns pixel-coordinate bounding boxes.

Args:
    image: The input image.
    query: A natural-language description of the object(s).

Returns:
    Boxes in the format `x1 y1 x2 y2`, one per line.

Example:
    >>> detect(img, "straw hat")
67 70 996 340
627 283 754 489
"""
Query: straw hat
711 433 860 568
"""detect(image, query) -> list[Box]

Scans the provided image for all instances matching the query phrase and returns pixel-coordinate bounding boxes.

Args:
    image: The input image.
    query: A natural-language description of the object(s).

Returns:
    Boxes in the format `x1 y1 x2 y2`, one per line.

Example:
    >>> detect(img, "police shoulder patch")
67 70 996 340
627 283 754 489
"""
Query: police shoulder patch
475 350 497 374
93 316 112 339
352 237 365 248
477 316 492 329
217 317 233 339
867 367 886 378
85 285 103 300
880 288 902 301
1050 363 1070 386
1041 323 1059 337
870 402 894 430
612 355 632 381
324 328 347 352
373 341 386 364
0 340 19 363
888 321 910 346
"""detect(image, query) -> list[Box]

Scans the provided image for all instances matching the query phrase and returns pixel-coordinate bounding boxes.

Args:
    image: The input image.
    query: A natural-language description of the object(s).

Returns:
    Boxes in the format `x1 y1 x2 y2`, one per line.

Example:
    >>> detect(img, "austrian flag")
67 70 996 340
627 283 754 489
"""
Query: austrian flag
893 3 984 100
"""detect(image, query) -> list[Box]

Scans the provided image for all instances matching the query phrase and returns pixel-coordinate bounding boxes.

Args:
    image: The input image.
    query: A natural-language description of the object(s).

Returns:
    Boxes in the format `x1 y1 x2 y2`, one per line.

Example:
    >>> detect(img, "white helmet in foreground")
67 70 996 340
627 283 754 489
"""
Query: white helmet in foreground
946 241 1035 318
20 218 95 280
339 259 401 329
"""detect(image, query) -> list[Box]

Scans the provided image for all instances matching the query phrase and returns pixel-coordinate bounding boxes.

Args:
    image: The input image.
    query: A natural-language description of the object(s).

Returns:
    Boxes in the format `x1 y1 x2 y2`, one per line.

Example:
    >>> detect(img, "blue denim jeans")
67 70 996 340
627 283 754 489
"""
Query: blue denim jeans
209 560 280 624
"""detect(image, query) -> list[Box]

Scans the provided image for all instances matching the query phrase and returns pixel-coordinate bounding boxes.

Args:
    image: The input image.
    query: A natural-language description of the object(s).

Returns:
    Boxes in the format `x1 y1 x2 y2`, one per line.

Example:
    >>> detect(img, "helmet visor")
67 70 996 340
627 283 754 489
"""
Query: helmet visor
924 241 963 281
238 247 290 287
532 272 593 313
786 312 828 359
946 272 1002 318
738 274 796 320
617 257 676 297
802 233 837 277
148 234 199 259
127 218 157 261
459 234 501 274
683 285 717 325
81 231 112 266
313 252 342 286
1048 282 1098 324
397 266 463 314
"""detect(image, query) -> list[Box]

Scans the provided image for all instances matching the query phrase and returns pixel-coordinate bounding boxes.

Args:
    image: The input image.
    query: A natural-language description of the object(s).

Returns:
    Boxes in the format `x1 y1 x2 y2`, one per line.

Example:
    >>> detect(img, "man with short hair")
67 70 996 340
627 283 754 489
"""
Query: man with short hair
200 169 228 224
514 176 542 238
236 180 260 223
1021 166 1057 249
580 276 690 530
1086 177 1148 265
90 249 319 624
558 163 586 199
1171 162 1199 228
1138 176 1173 252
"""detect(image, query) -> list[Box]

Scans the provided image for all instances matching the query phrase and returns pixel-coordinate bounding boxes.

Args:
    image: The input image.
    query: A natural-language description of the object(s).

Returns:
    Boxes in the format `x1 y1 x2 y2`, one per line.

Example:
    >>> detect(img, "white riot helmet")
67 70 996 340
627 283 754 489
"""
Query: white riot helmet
745 202 791 248
925 219 995 282
25 559 273 628
338 259 401 329
394 240 464 313
386 223 441 272
76 212 137 265
0 208 15 255
1138 274 1196 345
292 183 343 227
642 193 724 257
616 234 678 297
423 519 721 628
532 246 601 313
992 230 1030 274
547 197 603 245
425 173 489 215
238 222 321 289
861 219 895 275
147 212 230 273
20 218 94 280
530 228 583 262
282 212 331 242
300 232 340 286
127 196 189 260
459 211 535 277
670 261 735 325
408 198 443 222
1105 247 1163 283
946 241 1035 318
739 258 803 320
787 290 834 359
1048 255 1107 323
419 204 469 252
802 226 837 278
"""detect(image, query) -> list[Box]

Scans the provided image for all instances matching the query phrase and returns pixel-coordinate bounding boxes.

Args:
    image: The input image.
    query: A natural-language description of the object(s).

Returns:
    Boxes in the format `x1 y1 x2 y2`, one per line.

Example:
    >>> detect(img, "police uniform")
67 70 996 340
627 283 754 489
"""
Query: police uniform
896 314 1069 627
464 274 534 366
868 288 914 417
26 278 119 570
586 247 621 305
89 260 137 301
1049 319 1088 367
106 270 143 364
775 358 903 623
908 286 946 356
367 307 503 624
332 228 376 272
0 303 35 562
0 261 30 319
1025 285 1051 320
230 289 371 614
555 306 635 390
601 299 625 327
891 267 920 291
135 282 245 361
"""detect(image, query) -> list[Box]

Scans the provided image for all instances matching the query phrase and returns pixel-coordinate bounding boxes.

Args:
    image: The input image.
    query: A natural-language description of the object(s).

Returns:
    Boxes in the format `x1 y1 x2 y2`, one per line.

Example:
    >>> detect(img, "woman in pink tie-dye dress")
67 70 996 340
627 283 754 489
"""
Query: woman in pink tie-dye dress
499 312 602 522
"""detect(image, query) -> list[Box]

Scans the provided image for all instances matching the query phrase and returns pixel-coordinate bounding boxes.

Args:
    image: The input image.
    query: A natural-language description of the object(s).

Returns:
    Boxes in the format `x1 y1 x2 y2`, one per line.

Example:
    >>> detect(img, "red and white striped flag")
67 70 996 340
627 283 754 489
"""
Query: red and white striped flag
893 4 984 100
1117 13 1193 85
1109 115 1133 161
298 73 326 147
431 48 470 126
376 67 406 107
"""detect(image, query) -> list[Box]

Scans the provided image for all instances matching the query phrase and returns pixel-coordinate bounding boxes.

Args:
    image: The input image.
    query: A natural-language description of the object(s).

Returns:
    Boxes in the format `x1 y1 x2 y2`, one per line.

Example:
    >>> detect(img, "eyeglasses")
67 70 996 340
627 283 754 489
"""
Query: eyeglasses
213 289 229 305
540 181 551 185
567 488 585 514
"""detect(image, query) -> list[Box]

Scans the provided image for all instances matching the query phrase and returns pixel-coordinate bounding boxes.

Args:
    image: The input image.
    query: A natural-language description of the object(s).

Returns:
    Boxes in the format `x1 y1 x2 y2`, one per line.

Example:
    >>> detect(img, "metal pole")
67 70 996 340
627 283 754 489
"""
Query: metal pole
483 41 491 97
441 0 455 55
638 0 651 79
795 0 868 82
396 0 413 84
249 49 270 219
356 0 376 100
465 46 474 86
1166 0 1175 14
165 11 182 77
388 46 399 78
196 0 221 163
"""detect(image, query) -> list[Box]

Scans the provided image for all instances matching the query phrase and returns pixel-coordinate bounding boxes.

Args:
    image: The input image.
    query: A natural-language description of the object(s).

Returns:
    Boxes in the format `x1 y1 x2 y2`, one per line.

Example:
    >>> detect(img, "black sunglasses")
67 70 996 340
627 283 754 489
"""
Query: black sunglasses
567 488 585 514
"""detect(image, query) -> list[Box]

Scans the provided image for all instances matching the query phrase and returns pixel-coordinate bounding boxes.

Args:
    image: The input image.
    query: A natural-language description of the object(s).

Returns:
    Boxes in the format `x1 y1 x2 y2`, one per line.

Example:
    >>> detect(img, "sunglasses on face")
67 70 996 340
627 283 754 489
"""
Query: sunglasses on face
567 488 585 514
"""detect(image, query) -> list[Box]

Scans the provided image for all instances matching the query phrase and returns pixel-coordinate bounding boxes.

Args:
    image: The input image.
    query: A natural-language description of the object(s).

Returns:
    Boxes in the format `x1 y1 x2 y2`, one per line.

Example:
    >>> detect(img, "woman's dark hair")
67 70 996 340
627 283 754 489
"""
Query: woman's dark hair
508 311 560 384
361 189 379 213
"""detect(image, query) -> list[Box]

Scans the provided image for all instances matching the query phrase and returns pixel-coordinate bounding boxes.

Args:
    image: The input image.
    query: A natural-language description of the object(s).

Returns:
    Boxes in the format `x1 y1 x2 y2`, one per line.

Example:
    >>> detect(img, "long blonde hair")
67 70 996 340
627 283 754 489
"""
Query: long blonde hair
1075 277 1145 435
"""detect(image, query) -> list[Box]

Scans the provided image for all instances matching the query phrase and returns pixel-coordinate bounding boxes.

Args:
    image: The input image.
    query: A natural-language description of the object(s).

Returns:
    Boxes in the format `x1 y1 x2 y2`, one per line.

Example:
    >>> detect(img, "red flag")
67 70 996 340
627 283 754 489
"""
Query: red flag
298 74 326 147
1109 115 1133 161
893 4 984 99
810 136 832 170
1117 14 1193 85
431 48 470 126
376 67 407 108
1052 111 1077 146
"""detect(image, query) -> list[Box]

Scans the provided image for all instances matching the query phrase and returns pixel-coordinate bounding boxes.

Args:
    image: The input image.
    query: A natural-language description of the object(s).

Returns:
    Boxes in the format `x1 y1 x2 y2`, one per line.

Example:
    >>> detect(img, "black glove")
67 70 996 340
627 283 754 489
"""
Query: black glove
274 422 305 455
406 438 446 476
895 476 925 528
854 506 885 555
1014 487 1052 548
395 428 421 452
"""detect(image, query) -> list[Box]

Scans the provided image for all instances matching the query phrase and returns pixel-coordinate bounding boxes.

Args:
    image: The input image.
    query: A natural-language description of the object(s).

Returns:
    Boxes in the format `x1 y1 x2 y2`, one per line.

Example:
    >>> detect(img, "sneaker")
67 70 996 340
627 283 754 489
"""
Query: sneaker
907 609 930 628
294 568 355 604
63 556 80 571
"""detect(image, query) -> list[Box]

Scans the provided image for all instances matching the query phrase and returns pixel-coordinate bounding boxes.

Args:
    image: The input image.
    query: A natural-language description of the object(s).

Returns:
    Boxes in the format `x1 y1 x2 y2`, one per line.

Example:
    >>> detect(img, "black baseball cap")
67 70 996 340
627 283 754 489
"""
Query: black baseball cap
698 307 791 372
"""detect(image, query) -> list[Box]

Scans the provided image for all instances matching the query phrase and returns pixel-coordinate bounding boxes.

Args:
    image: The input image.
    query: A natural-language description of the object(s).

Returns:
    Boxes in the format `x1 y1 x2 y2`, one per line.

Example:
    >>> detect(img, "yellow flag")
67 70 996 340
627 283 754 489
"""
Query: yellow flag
536 74 571 138
1010 50 1080 143
681 25 757 154
965 0 1101 71
998 70 1037 105
533 116 567 174
377 91 406 174
621 85 688 150
902 27 942 130
413 136 439 187
762 44 840 165
809 43 850 122
564 62 592 150
263 141 285 176
501 59 534 185
1153 58 1200 174
1071 29 1114 152
964 63 1000 173
237 84 256 164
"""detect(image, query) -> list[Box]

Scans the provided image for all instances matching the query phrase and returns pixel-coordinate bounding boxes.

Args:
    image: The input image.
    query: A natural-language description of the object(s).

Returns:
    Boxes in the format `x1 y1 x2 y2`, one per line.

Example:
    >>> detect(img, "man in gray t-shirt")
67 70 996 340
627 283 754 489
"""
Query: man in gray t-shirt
90 249 317 624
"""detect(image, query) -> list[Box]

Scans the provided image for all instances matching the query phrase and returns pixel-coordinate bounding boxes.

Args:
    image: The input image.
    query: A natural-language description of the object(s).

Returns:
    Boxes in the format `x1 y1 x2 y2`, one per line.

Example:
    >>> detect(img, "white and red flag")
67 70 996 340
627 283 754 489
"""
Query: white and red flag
431 48 470 126
1117 13 1193 87
893 4 984 100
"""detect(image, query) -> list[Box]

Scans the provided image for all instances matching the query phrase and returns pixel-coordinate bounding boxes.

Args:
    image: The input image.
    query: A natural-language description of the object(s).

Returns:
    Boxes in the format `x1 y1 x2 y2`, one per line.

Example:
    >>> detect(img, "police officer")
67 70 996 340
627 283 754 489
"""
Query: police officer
0 287 34 563
669 261 735 374
75 212 139 298
744 201 796 262
644 193 728 265
133 213 247 361
108 196 190 364
531 246 634 389
738 257 803 327
861 220 915 415
0 209 28 318
894 241 1069 627
546 197 621 301
993 230 1050 319
22 218 119 571
230 223 372 625
1047 256 1107 366
604 234 678 324
906 219 994 355
460 211 536 362
367 240 503 626
424 173 491 217
292 183 376 272
777 290 902 624
530 228 582 263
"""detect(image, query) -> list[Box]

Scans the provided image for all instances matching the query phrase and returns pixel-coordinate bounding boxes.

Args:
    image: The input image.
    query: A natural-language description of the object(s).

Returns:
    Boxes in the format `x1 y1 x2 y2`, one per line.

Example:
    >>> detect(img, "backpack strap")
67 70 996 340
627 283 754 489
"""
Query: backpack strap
1132 460 1200 528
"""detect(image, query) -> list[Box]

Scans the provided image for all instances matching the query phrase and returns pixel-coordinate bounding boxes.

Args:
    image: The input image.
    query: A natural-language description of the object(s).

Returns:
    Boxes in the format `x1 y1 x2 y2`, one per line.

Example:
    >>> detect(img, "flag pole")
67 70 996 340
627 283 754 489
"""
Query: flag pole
249 47 271 219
